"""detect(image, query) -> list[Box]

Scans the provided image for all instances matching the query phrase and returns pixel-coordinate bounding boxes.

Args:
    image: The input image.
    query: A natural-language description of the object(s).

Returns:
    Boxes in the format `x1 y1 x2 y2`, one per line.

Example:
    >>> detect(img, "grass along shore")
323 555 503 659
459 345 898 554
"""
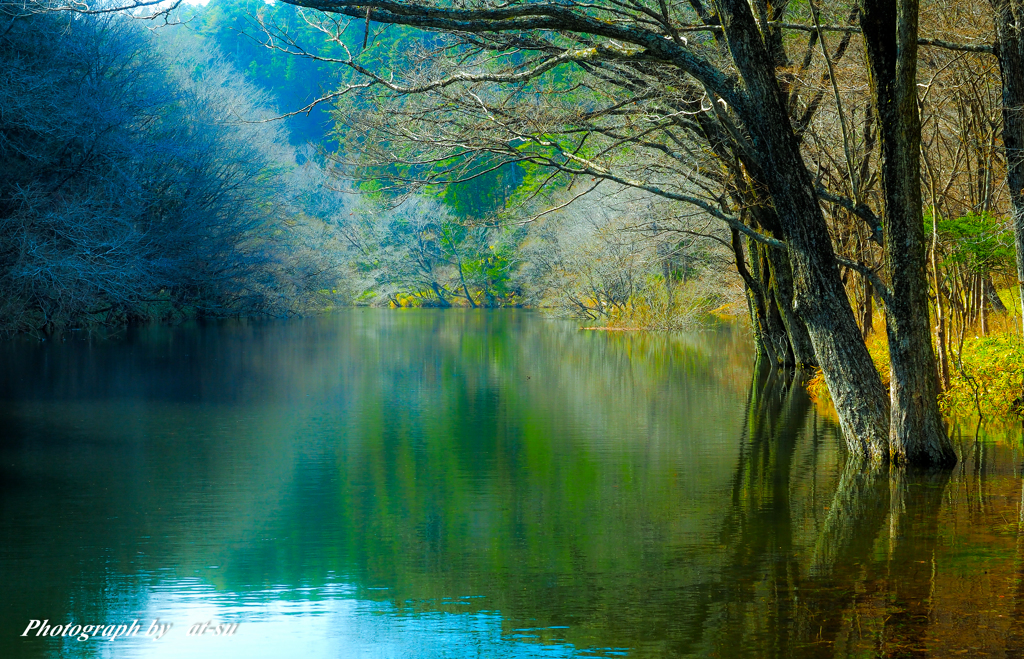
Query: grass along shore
808 294 1024 421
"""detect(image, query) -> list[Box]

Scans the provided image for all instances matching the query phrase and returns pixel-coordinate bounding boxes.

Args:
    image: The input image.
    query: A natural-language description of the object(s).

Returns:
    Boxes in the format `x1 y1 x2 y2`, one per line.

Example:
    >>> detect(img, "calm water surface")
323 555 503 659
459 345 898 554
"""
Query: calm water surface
1 309 1022 658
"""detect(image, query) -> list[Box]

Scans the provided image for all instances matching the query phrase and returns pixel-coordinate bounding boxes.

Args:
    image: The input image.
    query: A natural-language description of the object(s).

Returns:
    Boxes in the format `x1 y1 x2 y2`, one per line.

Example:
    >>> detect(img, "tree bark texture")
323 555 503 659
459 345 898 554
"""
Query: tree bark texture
767 238 817 369
752 240 796 366
748 202 817 368
861 275 874 339
719 0 891 462
733 228 780 366
861 0 956 467
992 0 1024 326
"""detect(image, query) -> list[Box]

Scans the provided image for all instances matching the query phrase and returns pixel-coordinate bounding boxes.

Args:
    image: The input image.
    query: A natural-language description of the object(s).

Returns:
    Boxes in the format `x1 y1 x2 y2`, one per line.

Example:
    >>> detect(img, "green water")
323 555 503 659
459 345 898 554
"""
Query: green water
0 309 1022 658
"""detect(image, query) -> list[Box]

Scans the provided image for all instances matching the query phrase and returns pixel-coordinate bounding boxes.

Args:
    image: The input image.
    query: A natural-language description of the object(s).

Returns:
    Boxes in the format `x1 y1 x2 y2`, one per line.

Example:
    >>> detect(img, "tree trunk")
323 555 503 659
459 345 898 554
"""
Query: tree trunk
734 229 783 367
861 275 874 339
992 0 1024 329
985 275 1008 313
430 282 451 307
750 203 817 368
717 4 891 461
981 274 990 334
860 0 956 467
718 0 891 462
768 245 817 368
932 226 951 391
753 240 796 367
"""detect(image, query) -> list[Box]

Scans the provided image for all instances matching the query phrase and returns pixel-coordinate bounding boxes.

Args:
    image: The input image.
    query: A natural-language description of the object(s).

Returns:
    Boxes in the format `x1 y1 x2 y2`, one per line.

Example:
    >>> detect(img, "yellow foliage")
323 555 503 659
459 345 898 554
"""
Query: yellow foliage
805 368 839 424
940 333 1024 417
806 324 1024 421
807 330 890 420
601 281 719 331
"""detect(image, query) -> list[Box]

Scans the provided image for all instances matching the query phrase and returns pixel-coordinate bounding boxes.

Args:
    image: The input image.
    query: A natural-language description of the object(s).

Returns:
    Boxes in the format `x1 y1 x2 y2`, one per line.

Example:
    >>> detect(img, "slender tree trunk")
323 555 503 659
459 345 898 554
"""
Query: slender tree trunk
746 291 775 367
719 0 890 462
861 275 874 339
662 255 673 306
770 253 816 368
992 0 1024 328
973 273 982 328
861 0 956 467
444 230 477 309
763 218 817 368
753 240 796 367
981 274 990 334
734 227 778 365
932 225 951 391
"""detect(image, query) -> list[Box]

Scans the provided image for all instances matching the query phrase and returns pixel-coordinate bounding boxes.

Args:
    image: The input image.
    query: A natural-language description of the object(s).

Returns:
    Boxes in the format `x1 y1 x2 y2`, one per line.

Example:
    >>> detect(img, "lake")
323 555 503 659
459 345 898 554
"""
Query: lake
1 309 1022 658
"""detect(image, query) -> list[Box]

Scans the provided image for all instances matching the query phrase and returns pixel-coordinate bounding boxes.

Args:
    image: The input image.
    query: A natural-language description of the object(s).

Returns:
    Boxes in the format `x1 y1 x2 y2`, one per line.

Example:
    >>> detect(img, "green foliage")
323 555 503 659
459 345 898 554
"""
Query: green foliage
929 211 1015 274
463 246 516 304
442 162 525 219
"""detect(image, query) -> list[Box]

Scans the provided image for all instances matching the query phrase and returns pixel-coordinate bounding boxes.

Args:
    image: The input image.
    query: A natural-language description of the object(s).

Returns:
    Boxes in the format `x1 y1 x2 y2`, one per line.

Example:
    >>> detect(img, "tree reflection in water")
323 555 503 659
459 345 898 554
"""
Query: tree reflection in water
1 312 1021 659
715 364 960 658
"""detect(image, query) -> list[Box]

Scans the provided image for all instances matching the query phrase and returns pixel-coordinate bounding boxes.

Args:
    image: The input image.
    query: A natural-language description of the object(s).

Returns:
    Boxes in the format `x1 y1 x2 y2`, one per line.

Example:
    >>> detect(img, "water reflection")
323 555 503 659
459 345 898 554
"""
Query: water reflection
0 310 1021 658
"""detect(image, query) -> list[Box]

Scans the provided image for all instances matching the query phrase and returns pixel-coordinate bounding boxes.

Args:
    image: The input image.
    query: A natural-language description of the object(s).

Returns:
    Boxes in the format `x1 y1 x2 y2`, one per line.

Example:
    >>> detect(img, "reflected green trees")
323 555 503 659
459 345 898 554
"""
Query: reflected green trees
0 311 1021 658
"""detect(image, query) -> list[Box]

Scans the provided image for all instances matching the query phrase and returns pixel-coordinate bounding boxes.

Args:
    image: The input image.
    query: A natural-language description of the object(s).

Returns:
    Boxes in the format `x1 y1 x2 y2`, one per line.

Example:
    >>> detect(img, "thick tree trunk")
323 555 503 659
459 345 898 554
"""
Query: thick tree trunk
861 0 956 467
992 0 1024 327
718 0 891 462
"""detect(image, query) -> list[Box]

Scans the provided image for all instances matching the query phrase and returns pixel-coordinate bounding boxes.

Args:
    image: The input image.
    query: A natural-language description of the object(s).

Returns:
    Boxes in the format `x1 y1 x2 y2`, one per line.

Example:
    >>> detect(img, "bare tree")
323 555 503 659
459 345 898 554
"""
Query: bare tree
0 8 350 333
264 0 905 463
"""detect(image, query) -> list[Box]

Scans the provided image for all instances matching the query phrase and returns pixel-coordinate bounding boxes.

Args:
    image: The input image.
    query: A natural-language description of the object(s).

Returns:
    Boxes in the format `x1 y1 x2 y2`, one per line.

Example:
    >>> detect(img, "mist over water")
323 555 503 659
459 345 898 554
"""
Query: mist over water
1 310 1021 658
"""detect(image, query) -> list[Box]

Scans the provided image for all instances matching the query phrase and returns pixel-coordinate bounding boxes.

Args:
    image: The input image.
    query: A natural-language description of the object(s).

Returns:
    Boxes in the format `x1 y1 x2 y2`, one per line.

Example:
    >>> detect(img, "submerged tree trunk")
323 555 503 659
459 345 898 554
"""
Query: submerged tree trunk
719 0 890 462
992 0 1024 326
734 229 784 367
861 0 956 467
751 204 817 369
752 239 796 367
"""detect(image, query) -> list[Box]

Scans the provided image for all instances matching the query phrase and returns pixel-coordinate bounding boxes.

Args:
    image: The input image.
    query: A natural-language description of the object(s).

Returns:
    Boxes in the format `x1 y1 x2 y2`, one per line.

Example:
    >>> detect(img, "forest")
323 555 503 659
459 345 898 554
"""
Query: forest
2 0 1024 467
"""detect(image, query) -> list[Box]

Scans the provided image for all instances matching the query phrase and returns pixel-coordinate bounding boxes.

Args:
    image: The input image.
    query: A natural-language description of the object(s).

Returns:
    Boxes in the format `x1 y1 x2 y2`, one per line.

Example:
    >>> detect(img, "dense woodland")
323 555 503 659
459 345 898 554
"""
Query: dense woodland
0 2 359 331
3 0 1024 466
